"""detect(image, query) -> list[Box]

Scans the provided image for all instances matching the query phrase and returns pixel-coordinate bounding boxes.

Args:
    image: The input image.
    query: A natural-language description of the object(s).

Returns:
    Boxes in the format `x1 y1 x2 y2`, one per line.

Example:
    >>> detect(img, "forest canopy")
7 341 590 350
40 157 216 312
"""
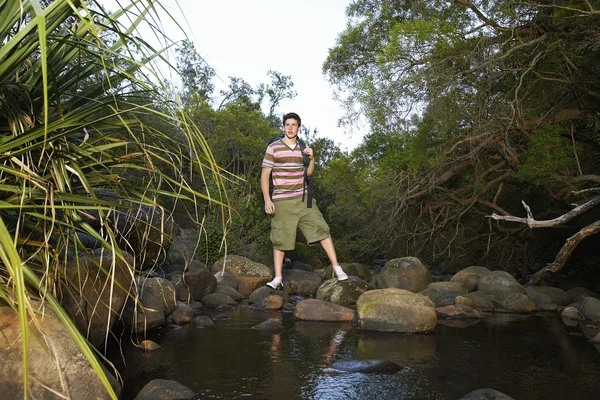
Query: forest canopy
318 0 600 282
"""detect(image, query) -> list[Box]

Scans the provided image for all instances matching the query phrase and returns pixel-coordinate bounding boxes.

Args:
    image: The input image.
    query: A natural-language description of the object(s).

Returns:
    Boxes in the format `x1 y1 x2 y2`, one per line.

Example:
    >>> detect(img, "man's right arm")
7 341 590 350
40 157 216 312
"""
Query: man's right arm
261 167 275 214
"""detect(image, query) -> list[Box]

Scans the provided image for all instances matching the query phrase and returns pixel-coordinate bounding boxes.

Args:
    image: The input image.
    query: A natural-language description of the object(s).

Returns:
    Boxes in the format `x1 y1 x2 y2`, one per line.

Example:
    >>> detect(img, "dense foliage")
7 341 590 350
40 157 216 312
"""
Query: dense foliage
320 0 600 275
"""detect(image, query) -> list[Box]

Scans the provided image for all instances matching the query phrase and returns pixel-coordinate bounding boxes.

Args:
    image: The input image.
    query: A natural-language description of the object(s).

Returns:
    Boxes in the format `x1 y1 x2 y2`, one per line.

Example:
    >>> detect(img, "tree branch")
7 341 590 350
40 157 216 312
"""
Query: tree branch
526 219 600 286
488 196 600 228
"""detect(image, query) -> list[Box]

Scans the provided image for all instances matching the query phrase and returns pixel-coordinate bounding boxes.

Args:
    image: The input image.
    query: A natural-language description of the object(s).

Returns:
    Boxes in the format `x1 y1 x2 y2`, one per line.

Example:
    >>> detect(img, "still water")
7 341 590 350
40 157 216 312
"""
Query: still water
109 307 600 400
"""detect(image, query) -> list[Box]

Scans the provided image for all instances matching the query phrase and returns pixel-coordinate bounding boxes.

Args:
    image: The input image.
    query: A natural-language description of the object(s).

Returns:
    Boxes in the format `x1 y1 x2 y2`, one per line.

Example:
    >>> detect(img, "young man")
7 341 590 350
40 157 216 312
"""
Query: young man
261 112 349 289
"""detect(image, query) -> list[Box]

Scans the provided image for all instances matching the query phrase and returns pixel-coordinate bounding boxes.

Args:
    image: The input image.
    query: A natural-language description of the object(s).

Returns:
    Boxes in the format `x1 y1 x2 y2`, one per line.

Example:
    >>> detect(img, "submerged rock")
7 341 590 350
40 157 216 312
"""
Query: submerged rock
133 379 195 400
140 340 163 352
327 359 402 374
460 388 515 399
192 315 215 328
252 318 283 331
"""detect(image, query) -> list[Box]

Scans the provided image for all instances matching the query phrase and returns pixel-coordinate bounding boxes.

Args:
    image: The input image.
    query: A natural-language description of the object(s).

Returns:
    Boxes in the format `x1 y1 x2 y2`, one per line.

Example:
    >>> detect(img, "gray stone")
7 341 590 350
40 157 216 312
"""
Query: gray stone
134 379 195 400
121 291 165 333
450 266 492 292
525 286 570 310
282 269 323 296
377 257 432 292
580 296 600 321
560 306 584 320
211 255 271 296
183 265 218 301
201 293 237 308
249 285 289 305
140 340 163 352
356 289 436 333
214 285 244 301
251 318 283 331
460 388 515 400
60 249 134 347
293 299 356 322
166 301 194 324
214 270 239 290
436 305 485 319
138 277 177 314
316 276 371 307
478 271 525 297
0 305 121 399
192 315 215 328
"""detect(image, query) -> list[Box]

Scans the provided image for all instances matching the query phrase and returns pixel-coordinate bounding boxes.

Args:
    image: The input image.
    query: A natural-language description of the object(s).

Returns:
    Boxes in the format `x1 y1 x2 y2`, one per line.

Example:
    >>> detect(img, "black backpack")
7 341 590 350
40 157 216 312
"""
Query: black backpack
266 134 313 208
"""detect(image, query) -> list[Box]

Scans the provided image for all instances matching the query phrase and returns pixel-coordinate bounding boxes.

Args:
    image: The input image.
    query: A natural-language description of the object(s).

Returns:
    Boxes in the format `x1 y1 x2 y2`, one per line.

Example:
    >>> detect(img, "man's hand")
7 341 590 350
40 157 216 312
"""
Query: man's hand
264 198 275 214
303 147 314 160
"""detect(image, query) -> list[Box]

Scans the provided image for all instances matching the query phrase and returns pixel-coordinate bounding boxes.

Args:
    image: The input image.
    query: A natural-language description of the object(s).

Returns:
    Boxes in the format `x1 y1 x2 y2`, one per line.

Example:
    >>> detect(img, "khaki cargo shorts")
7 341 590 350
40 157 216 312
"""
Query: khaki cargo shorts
270 197 331 251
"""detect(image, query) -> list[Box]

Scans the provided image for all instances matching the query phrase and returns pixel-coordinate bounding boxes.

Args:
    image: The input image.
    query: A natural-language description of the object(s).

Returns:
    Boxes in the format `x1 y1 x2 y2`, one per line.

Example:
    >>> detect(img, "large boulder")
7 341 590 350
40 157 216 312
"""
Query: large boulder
60 249 134 347
211 255 271 296
525 286 570 311
580 296 600 321
282 269 324 296
477 271 526 297
293 299 355 322
120 291 165 333
138 277 177 315
356 289 436 333
450 266 492 292
0 305 121 399
376 257 432 292
316 277 372 307
182 265 217 301
567 287 599 302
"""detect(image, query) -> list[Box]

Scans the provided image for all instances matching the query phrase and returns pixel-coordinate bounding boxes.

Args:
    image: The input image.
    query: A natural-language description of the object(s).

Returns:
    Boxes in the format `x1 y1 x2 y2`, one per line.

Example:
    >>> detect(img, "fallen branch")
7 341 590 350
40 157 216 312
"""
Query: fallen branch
488 196 600 228
526 219 600 286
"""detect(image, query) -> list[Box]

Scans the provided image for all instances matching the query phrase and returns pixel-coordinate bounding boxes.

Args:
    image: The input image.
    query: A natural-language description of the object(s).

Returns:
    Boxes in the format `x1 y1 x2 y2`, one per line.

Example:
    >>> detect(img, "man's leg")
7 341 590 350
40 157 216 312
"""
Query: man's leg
320 237 348 281
267 248 285 289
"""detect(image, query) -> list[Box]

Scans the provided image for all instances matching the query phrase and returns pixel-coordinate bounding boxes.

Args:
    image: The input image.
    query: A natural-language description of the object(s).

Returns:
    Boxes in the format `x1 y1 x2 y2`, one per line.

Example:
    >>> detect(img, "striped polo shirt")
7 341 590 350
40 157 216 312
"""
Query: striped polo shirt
262 139 305 201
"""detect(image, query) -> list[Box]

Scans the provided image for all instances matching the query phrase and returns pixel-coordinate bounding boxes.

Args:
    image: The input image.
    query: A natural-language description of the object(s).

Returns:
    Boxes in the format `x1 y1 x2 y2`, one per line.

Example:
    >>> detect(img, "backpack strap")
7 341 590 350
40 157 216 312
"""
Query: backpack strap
297 139 313 208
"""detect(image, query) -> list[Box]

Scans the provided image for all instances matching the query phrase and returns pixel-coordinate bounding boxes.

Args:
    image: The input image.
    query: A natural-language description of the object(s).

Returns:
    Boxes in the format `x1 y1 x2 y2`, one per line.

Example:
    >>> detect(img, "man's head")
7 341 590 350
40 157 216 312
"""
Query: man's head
282 112 301 140
282 112 301 127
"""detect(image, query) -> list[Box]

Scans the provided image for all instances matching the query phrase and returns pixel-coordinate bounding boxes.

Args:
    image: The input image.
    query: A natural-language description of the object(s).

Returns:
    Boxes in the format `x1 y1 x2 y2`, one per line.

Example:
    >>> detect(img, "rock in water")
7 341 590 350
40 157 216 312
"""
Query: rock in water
327 359 402 374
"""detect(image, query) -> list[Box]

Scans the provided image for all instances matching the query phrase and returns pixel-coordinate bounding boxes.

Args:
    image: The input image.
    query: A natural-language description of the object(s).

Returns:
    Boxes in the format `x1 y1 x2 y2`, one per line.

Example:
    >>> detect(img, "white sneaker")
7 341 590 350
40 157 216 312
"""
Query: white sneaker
333 266 348 281
266 276 282 289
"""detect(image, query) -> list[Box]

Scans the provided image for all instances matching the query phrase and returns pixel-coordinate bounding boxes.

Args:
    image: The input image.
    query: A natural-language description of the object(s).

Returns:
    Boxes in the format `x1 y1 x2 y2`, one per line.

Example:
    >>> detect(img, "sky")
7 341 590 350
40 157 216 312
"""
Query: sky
152 0 366 151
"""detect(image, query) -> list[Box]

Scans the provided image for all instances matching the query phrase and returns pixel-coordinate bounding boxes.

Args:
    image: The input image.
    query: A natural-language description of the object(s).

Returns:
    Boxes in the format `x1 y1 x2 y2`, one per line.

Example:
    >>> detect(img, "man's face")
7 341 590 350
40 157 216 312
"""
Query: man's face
283 118 300 139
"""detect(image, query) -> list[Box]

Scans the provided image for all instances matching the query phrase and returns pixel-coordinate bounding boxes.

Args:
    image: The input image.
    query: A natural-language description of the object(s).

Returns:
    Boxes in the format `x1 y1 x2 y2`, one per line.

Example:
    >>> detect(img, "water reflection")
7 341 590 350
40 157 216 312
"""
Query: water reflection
355 331 437 363
111 308 600 400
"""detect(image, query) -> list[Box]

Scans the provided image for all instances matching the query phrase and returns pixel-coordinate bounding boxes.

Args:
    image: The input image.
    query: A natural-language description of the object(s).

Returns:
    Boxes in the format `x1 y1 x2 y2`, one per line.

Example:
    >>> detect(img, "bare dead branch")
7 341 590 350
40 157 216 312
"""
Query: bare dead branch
488 196 600 228
527 219 600 286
